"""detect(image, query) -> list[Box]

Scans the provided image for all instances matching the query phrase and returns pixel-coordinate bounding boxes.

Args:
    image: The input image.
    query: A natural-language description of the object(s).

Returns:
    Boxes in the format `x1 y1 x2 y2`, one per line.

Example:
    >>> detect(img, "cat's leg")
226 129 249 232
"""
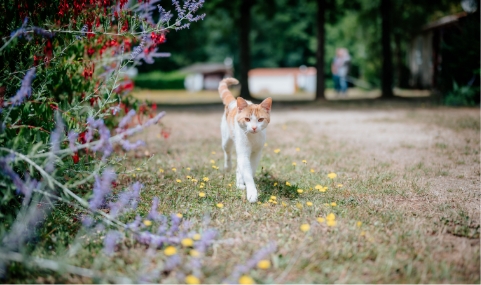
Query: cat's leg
222 138 233 172
236 163 246 190
237 153 258 203
250 149 262 177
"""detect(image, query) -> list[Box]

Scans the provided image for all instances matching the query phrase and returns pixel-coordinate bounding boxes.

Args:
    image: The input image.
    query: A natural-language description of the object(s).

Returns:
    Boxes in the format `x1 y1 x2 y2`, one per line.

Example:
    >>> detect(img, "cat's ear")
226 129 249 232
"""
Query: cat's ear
237 97 248 111
260 97 272 113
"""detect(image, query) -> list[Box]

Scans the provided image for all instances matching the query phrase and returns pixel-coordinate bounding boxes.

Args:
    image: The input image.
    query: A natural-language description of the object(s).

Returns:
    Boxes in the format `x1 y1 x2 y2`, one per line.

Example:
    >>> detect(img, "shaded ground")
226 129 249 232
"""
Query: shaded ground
125 102 479 283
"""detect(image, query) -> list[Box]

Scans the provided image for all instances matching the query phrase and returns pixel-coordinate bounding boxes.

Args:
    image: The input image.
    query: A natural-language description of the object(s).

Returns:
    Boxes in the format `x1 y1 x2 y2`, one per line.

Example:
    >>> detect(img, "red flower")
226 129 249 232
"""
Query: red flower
150 32 166 45
72 152 79 164
87 47 95 56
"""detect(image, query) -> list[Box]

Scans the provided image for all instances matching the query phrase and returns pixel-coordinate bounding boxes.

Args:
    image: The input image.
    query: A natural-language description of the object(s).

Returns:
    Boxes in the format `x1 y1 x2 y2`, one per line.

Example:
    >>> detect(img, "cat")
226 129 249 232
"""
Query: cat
218 78 272 203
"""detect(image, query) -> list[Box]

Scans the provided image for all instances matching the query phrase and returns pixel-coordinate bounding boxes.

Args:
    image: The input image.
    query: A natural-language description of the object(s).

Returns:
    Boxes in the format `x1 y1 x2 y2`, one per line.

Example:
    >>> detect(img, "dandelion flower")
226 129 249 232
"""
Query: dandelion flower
356 221 362 227
315 185 322 190
317 217 325 223
159 168 164 173
212 165 219 170
257 201 262 205
270 196 277 200
132 174 136 177
210 159 215 164
257 260 271 269
186 167 191 171
295 147 300 151
274 149 280 153
273 182 278 186
193 234 201 241
264 143 268 147
296 203 303 209
203 177 209 182
326 213 335 221
186 175 192 179
292 162 297 166
176 213 183 218
164 246 177 256
286 181 291 186
306 201 313 206
212 151 216 154
297 189 303 194
330 202 337 207
192 179 198 183
337 183 343 188
185 275 200 284
143 220 152 226
239 275 255 284
327 220 337 227
172 167 177 172
181 238 194 247
199 192 206 197
300 224 310 232
176 179 182 183
282 202 288 207
327 172 337 179
200 185 204 189
310 169 315 173
190 249 200 257
319 186 327 193
228 184 232 187
302 160 307 164
216 203 224 208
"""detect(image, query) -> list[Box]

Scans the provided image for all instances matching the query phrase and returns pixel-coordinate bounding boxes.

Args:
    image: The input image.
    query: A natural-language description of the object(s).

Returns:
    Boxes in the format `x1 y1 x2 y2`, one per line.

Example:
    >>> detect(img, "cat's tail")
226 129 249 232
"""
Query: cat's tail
218 78 239 106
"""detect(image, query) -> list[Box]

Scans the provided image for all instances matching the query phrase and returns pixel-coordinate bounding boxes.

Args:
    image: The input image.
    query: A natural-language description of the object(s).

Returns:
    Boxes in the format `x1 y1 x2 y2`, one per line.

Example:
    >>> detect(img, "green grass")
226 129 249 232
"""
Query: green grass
7 105 480 283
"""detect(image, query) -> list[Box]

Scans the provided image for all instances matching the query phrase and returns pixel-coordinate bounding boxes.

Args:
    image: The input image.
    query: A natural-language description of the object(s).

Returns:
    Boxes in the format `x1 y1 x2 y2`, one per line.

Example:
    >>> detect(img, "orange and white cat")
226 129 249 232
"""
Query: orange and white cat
219 78 272 203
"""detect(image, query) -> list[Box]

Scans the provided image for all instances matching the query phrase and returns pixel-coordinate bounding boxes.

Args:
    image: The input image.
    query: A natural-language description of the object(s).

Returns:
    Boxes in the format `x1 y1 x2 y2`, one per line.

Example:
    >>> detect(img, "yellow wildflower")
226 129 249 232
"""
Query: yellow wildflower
210 159 215 164
286 181 291 186
200 185 204 189
296 203 303 209
302 159 307 164
292 162 297 166
317 217 325 223
190 250 200 257
306 201 313 206
300 224 310 232
211 151 216 154
257 201 262 205
186 175 192 179
212 165 219 169
176 179 182 183
193 234 201 241
315 185 323 190
181 238 194 247
176 213 183 218
216 203 224 208
186 167 191 171
159 168 164 173
203 177 209 182
164 246 177 256
281 201 288 207
273 182 278 186
143 220 152 226
185 275 200 284
192 179 198 183
327 220 337 227
257 260 271 269
274 149 280 153
356 221 362 227
238 275 255 284
264 143 268 147
297 189 303 194
326 213 335 221
132 174 136 177
172 167 176 172
228 183 232 187
270 196 277 200
330 202 337 207
295 147 300 151
136 167 141 171
337 183 343 188
327 172 337 179
199 192 206 197
310 169 315 173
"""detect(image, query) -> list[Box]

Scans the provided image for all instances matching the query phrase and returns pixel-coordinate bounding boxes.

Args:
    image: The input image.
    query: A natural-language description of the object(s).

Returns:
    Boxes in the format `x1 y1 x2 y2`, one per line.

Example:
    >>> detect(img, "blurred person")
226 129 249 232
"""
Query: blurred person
331 48 351 96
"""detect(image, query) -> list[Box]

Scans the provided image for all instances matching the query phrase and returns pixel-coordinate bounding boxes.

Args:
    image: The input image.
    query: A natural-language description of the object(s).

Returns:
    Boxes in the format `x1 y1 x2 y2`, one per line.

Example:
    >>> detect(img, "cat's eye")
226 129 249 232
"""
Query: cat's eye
245 118 251 122
258 118 264 122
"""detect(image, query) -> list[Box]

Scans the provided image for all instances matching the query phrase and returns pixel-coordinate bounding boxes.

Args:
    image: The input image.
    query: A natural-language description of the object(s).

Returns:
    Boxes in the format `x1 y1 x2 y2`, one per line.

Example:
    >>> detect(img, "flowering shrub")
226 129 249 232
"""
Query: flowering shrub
0 0 211 281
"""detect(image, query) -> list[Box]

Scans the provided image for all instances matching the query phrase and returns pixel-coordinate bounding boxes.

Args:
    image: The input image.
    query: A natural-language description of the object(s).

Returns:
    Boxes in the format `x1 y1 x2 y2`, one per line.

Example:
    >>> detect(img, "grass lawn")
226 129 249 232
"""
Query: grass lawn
12 102 479 283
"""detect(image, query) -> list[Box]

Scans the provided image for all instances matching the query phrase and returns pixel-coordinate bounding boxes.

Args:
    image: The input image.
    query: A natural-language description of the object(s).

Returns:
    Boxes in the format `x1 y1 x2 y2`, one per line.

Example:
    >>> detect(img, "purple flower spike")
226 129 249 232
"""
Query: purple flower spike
6 68 36 107
68 131 79 152
104 230 122 256
89 168 116 210
148 197 160 220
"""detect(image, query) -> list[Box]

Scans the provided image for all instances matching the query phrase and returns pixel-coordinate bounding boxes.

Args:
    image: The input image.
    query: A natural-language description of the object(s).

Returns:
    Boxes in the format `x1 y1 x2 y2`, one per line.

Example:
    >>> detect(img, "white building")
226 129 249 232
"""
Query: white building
248 67 316 96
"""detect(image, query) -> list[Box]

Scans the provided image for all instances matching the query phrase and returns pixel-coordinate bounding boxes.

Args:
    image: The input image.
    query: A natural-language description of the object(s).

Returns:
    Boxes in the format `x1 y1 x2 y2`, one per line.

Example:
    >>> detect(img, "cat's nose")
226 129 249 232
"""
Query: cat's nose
252 126 257 131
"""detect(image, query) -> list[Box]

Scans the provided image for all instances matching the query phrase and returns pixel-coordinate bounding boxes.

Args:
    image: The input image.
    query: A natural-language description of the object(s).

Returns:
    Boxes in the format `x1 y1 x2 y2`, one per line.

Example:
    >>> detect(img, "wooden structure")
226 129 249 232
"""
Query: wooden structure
248 67 317 96
181 63 233 92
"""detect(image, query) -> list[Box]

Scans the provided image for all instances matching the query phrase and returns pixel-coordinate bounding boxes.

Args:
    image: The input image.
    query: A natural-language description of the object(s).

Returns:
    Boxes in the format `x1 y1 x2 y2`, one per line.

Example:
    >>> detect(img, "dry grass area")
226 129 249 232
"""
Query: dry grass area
115 103 480 283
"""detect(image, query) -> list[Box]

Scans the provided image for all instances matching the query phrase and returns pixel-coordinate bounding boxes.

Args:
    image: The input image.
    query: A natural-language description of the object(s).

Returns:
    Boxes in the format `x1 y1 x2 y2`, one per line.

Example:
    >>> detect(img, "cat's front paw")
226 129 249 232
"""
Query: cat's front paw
247 193 258 203
236 183 246 190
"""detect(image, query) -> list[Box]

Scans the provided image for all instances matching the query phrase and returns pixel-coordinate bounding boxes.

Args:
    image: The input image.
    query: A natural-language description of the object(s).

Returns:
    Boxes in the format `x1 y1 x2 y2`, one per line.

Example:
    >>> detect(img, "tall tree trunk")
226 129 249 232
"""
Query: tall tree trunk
315 0 326 100
394 33 402 88
381 0 394 98
239 0 253 100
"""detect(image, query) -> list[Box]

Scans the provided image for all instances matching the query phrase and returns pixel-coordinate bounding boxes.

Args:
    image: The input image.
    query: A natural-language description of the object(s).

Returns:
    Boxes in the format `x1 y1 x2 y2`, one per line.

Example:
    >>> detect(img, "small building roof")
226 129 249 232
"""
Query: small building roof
180 63 230 74
249 67 316 76
422 12 467 31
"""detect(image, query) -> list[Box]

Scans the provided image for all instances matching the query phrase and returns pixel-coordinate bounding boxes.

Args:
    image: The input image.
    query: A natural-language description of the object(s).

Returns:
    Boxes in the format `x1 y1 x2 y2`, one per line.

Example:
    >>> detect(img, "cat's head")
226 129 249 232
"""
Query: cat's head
236 97 272 134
